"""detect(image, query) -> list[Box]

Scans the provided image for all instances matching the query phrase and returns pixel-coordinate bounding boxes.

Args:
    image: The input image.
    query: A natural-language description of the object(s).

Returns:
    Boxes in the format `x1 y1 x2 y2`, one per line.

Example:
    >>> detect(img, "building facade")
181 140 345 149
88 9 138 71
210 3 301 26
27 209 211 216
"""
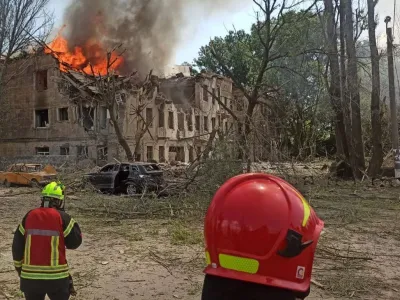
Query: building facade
0 53 234 164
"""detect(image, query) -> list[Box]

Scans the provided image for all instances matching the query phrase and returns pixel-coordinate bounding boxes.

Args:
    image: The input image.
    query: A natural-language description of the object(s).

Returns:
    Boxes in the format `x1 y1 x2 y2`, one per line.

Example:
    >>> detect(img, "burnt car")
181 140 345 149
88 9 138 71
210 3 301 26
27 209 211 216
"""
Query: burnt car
84 162 165 195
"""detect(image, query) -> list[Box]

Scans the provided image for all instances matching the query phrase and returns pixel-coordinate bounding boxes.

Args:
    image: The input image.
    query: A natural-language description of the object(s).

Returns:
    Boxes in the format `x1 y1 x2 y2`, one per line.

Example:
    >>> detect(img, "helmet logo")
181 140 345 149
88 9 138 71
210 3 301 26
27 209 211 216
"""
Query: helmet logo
296 266 305 279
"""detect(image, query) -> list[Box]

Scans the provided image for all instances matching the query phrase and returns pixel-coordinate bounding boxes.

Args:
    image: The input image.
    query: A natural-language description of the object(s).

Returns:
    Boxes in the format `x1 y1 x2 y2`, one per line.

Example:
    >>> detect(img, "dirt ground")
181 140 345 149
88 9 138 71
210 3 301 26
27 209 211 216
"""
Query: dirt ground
0 179 400 300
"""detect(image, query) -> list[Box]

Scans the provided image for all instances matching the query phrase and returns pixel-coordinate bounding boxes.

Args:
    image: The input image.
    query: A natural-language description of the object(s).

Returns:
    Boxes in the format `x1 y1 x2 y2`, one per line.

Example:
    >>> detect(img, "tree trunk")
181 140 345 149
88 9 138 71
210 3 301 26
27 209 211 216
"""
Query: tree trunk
109 104 134 162
344 0 365 178
244 101 256 172
324 0 350 163
366 0 383 176
339 0 352 161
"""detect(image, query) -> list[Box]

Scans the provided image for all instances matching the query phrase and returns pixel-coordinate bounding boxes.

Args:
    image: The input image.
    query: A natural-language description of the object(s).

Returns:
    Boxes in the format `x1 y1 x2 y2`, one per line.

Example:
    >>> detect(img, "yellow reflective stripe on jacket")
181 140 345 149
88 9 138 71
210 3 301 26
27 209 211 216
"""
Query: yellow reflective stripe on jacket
24 235 31 265
14 260 23 268
21 271 70 280
19 224 25 235
50 236 60 266
63 219 75 237
22 264 68 273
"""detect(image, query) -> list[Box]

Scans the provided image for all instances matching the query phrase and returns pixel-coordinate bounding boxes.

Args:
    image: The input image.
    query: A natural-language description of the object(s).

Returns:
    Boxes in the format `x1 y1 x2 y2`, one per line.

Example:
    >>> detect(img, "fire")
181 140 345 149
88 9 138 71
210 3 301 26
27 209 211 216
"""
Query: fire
45 30 123 76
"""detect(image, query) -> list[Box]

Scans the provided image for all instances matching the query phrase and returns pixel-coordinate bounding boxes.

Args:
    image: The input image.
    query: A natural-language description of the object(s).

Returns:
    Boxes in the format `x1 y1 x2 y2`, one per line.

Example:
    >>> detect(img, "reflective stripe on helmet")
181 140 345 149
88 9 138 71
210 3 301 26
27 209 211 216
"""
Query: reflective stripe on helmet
219 254 259 274
288 187 311 227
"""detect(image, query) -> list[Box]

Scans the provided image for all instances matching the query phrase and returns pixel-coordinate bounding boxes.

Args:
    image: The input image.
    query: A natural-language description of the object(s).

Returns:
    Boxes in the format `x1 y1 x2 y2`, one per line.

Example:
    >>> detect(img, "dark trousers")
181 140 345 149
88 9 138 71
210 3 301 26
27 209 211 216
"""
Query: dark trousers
24 288 70 300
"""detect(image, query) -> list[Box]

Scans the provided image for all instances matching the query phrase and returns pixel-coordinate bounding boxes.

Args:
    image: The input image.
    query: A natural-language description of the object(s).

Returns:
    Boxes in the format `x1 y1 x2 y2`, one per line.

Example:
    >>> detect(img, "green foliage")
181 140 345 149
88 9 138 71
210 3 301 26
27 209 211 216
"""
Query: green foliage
195 10 332 159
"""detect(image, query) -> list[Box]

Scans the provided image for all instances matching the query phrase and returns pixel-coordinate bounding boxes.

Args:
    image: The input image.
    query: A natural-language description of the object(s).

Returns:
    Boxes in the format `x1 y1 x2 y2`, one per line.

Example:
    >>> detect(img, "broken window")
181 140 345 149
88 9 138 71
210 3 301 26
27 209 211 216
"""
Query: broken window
168 111 174 129
204 116 209 132
60 146 69 155
225 122 229 132
223 97 227 106
195 115 200 131
77 145 88 158
36 147 49 156
35 109 49 128
178 112 184 131
187 113 193 131
97 146 108 160
147 146 153 161
203 85 208 101
196 146 202 156
58 107 69 121
189 146 194 162
158 109 165 128
146 107 153 127
212 88 216 104
36 70 48 91
82 107 94 131
159 146 165 162
218 115 221 127
211 117 216 129
99 107 107 129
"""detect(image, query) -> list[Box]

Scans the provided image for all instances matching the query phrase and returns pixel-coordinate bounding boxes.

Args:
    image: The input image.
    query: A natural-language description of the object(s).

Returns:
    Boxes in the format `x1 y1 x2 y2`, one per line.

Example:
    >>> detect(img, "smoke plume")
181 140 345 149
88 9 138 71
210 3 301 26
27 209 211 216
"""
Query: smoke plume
62 0 248 76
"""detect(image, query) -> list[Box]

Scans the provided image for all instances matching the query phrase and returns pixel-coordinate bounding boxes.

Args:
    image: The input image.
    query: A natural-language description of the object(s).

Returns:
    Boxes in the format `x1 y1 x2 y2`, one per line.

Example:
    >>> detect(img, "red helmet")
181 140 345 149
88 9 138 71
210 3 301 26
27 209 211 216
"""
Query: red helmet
203 173 324 293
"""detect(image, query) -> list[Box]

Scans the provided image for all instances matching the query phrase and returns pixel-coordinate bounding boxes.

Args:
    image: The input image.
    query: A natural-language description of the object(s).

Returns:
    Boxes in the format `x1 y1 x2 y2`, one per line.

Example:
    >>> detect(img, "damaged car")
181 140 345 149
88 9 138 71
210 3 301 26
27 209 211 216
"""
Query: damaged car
84 162 165 195
0 163 57 187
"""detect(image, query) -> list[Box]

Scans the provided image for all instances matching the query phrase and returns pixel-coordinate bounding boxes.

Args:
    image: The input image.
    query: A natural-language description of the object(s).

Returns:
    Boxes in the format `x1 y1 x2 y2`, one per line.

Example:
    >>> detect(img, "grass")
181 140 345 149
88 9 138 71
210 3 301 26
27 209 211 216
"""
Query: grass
168 221 203 246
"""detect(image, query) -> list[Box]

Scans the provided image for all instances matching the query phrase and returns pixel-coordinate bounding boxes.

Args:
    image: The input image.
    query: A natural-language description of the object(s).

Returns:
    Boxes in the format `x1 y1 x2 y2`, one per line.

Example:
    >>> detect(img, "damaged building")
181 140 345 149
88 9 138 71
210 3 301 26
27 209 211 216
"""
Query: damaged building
0 53 235 164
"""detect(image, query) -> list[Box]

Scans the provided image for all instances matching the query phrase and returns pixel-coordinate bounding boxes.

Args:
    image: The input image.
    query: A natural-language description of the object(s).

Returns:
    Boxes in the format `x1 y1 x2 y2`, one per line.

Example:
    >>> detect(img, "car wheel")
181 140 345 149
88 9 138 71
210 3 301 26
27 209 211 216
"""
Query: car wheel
30 179 39 188
3 180 11 188
126 183 138 196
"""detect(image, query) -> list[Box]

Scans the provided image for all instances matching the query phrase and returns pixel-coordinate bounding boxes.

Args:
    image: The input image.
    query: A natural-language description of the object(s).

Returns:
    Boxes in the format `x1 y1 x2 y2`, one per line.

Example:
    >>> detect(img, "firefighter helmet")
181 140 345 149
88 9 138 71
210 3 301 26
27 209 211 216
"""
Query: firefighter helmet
41 181 65 201
203 173 324 293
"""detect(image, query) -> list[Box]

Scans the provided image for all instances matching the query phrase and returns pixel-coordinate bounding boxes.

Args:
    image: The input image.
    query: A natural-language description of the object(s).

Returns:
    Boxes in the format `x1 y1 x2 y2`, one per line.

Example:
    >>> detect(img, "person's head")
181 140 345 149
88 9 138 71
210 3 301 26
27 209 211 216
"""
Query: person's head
41 181 65 209
203 173 324 297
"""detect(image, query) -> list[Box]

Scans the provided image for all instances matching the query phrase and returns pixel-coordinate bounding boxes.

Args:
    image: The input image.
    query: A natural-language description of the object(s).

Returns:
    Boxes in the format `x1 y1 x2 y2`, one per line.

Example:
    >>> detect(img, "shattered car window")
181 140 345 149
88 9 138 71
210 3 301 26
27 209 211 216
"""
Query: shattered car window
143 164 160 172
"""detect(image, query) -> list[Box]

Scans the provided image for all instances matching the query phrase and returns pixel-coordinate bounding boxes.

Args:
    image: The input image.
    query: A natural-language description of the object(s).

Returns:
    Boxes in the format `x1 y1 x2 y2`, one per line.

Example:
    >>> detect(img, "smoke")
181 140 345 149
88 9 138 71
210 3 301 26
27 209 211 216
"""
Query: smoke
62 0 248 76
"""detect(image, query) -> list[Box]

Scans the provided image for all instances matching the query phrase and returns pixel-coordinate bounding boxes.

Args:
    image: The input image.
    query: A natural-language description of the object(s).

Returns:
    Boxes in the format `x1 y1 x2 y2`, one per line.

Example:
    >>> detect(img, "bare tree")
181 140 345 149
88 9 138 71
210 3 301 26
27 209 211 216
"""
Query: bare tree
57 48 157 162
206 0 316 171
366 0 383 176
0 0 53 95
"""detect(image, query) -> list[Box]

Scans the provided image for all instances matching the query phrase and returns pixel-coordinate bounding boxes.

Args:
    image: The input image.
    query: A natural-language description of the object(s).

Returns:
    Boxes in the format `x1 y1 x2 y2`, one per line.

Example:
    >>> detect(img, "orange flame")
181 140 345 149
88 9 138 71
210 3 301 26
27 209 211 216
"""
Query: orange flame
45 30 123 76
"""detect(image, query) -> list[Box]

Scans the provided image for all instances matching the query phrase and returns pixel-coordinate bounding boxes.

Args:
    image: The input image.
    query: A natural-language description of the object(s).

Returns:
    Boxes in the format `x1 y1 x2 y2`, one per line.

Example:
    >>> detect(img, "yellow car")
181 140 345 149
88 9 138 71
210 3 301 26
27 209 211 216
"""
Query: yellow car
0 163 57 187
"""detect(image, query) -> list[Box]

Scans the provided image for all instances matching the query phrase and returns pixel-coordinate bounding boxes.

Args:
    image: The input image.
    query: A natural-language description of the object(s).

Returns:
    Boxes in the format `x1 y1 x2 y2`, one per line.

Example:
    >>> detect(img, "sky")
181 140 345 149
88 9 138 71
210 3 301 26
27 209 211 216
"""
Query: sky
47 0 396 65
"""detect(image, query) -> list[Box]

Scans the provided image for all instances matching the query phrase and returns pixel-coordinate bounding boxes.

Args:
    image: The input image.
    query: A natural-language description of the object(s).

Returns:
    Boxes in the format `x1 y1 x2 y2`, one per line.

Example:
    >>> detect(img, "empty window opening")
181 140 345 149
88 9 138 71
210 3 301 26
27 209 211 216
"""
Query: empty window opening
187 113 193 131
178 112 184 131
60 146 69 155
77 145 89 158
203 85 208 101
211 117 216 129
58 107 69 121
36 147 49 156
195 115 200 131
204 116 209 132
147 146 154 161
158 109 165 128
99 107 107 129
97 146 108 161
212 88 216 104
36 70 48 91
82 107 94 131
168 111 174 129
146 107 153 127
159 146 165 162
189 146 194 162
169 146 185 162
35 109 49 128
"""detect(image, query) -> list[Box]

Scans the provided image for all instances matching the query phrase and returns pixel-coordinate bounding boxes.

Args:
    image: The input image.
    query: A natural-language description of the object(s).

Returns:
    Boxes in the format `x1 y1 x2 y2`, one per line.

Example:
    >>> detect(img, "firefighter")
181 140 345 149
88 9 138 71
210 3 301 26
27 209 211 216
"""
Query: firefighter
12 182 82 300
201 173 324 300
